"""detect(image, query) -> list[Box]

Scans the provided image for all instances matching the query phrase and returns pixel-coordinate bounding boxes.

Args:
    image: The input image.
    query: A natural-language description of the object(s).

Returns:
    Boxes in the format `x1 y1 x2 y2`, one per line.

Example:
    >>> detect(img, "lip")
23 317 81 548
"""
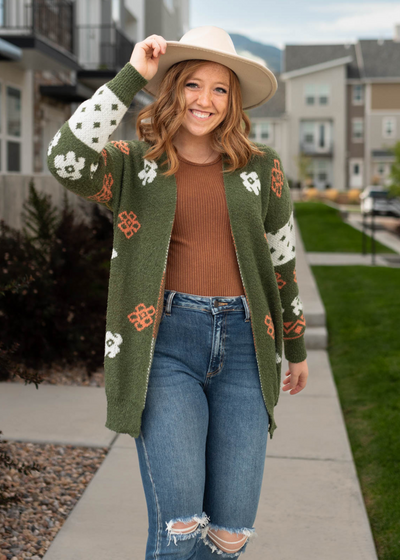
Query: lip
189 109 213 120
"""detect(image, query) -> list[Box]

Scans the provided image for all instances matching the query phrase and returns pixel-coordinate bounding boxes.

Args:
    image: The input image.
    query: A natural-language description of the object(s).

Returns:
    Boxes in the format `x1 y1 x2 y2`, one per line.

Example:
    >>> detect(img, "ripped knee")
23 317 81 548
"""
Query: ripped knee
201 524 257 556
166 512 210 546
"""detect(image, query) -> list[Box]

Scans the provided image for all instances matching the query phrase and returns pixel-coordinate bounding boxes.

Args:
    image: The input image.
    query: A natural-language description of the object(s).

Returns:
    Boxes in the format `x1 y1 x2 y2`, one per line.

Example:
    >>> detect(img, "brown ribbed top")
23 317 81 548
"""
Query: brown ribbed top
164 152 245 297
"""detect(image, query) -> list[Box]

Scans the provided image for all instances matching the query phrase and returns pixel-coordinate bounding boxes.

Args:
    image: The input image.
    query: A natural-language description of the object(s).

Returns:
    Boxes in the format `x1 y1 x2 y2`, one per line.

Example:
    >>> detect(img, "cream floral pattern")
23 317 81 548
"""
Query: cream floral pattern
111 248 118 259
276 352 282 364
54 151 86 181
138 159 158 185
105 331 123 358
240 171 261 195
47 131 61 156
291 295 303 316
90 162 99 179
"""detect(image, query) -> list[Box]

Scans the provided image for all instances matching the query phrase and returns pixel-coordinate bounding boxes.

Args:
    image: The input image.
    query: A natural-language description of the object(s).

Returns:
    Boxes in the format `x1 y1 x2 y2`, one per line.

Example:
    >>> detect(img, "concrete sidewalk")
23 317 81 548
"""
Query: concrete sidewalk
0 220 379 560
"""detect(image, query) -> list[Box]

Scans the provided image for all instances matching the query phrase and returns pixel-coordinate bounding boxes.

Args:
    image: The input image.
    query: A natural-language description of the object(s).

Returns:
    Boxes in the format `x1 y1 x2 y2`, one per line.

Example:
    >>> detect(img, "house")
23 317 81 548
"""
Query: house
0 0 189 229
247 24 400 191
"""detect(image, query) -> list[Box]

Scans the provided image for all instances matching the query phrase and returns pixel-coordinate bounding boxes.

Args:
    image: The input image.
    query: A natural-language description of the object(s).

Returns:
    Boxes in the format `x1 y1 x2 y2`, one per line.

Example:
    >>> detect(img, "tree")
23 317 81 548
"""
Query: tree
386 141 400 198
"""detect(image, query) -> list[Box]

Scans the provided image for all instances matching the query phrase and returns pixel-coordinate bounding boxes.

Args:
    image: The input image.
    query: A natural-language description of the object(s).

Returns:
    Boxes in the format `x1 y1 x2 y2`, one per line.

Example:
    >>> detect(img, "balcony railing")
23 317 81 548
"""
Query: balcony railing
300 142 334 156
76 24 134 71
0 0 74 54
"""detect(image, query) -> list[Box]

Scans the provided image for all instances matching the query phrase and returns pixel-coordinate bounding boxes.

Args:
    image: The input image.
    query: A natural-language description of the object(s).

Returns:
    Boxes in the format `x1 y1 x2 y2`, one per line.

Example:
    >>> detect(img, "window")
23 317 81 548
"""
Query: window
319 85 329 105
352 84 364 104
352 119 364 142
302 122 314 144
260 123 270 139
305 84 316 105
304 84 330 105
383 117 396 138
354 163 360 175
0 83 22 172
377 163 385 175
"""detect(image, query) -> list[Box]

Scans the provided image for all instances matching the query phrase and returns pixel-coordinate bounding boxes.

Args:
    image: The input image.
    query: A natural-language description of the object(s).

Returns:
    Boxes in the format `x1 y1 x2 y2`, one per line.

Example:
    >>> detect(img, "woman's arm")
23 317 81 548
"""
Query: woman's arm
47 34 167 212
263 147 307 363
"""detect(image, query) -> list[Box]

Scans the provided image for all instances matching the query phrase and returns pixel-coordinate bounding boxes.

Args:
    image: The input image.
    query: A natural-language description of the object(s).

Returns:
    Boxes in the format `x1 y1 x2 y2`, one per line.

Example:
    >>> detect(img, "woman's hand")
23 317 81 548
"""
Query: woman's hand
129 34 167 81
282 359 309 395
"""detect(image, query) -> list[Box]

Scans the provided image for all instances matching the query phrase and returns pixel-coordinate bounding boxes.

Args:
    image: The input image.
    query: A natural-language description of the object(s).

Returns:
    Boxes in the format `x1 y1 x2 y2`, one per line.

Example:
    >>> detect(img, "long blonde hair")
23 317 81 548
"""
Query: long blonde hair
136 59 266 176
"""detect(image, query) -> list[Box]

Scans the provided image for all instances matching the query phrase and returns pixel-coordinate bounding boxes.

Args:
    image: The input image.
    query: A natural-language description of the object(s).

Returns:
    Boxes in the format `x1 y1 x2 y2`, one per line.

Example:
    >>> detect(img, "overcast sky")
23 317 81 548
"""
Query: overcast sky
190 1 400 49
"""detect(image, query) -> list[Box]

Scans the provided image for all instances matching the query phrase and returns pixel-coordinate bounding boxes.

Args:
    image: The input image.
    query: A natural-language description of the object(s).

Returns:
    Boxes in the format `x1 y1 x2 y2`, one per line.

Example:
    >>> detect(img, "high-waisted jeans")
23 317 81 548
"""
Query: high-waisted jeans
134 290 270 559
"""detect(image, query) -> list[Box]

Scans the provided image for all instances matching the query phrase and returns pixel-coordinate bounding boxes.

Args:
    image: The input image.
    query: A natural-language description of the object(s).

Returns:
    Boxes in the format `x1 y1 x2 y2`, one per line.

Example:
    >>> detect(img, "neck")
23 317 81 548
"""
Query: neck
173 129 216 162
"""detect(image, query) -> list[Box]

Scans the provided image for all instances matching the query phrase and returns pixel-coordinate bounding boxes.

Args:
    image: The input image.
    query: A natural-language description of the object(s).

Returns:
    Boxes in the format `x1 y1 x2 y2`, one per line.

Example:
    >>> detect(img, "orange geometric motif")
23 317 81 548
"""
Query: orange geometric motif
118 210 141 239
111 140 130 155
264 232 268 243
128 303 156 331
283 313 306 338
271 158 283 198
102 148 108 166
87 172 113 203
275 272 286 290
293 269 297 283
264 314 275 339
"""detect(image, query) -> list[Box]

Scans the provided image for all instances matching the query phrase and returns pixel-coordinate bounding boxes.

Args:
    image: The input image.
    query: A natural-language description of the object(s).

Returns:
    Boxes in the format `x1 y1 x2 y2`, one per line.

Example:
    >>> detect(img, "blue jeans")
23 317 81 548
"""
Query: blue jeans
134 290 270 559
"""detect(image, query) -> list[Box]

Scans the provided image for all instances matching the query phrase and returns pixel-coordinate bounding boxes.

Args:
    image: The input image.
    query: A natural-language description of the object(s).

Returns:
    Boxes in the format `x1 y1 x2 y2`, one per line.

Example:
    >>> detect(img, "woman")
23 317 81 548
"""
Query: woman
48 26 309 559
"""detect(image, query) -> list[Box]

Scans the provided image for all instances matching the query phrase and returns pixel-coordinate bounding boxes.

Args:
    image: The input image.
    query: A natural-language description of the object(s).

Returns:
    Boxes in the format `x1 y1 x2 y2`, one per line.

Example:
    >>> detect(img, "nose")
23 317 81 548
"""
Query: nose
196 88 213 107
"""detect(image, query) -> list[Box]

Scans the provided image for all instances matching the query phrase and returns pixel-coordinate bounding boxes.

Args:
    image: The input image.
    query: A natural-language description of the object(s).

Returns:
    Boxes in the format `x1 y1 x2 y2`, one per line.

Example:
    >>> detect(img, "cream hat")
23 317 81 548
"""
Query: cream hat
142 26 278 110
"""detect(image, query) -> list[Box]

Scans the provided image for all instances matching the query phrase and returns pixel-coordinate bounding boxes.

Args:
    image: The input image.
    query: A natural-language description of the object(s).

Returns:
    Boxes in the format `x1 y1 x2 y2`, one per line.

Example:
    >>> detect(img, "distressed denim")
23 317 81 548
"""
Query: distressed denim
134 290 270 559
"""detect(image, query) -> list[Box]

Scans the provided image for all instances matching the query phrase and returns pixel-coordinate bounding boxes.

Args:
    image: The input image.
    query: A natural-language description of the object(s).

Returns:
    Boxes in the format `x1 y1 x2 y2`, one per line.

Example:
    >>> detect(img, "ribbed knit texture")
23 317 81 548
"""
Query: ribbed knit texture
165 152 244 296
46 62 308 440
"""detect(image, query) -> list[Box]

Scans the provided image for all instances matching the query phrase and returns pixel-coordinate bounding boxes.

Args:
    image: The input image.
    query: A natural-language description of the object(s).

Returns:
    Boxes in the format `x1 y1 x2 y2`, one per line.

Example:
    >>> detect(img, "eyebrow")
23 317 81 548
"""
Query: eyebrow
187 77 230 88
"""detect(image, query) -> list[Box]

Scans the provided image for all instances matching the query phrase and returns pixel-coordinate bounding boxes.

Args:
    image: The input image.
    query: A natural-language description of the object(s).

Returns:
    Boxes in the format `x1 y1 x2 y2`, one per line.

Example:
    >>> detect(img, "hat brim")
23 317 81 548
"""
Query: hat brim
141 41 278 110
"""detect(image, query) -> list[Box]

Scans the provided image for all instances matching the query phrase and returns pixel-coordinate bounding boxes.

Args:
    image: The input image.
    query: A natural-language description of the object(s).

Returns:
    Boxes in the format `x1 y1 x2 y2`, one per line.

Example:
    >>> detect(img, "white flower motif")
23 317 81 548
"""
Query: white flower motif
90 162 99 179
138 159 158 185
276 352 282 364
105 331 123 358
111 248 118 259
47 130 61 156
240 171 260 195
54 151 86 181
291 295 303 316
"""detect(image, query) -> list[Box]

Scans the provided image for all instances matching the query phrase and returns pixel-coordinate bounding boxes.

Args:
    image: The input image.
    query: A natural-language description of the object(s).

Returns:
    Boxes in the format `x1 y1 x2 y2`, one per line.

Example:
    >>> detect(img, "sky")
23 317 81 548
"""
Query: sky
190 0 400 49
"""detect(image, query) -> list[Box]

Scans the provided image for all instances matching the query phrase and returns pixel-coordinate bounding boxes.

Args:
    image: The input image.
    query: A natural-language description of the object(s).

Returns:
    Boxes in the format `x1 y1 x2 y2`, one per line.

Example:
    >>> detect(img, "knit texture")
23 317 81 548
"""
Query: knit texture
165 152 244 296
47 62 307 440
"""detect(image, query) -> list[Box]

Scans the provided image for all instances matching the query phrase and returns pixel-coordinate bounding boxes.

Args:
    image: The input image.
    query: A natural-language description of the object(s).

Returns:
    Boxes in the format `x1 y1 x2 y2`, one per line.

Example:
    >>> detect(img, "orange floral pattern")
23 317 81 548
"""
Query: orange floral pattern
264 314 275 339
111 140 130 155
118 210 141 238
87 172 113 203
275 272 286 290
128 303 156 331
271 158 283 198
283 313 306 338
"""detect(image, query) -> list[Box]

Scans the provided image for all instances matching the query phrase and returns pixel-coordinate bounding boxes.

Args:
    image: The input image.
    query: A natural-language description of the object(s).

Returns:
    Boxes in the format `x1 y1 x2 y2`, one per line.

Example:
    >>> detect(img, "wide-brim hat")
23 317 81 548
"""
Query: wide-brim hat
142 26 278 110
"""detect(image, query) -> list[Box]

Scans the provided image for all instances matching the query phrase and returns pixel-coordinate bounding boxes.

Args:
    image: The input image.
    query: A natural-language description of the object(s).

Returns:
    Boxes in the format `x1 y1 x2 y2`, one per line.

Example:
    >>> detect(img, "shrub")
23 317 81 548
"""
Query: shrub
0 182 113 378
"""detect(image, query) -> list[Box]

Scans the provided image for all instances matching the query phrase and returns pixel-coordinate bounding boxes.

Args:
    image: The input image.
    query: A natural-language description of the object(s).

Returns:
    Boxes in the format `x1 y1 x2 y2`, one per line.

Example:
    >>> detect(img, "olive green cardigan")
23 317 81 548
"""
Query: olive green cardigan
47 62 307 439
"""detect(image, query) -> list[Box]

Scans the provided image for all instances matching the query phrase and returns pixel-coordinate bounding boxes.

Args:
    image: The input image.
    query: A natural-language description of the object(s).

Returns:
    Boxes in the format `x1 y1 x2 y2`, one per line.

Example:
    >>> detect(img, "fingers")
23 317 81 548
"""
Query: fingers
281 368 308 394
145 35 167 58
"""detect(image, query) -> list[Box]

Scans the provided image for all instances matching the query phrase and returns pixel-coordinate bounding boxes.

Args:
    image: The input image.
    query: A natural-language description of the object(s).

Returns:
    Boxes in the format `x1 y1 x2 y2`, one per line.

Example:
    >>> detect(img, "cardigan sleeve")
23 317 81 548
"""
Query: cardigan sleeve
264 147 307 364
46 63 148 212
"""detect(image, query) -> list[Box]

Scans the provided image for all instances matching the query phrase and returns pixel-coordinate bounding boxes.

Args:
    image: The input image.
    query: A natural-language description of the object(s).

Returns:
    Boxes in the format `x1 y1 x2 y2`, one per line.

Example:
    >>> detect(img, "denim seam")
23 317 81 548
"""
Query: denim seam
140 433 162 559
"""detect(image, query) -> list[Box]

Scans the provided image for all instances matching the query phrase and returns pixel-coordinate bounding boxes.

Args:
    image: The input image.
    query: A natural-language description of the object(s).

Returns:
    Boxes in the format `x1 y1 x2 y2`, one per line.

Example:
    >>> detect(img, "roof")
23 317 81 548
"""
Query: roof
247 73 286 118
284 43 360 79
358 39 400 78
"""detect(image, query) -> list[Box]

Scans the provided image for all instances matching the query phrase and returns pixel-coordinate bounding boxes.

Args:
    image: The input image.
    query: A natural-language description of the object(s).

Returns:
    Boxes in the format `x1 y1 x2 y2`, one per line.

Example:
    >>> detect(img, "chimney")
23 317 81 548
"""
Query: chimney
394 24 400 42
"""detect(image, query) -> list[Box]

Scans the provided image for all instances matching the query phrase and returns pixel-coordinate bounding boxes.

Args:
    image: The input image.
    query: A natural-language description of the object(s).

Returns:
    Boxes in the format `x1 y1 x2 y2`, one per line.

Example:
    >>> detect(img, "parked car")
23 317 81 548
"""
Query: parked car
359 186 400 217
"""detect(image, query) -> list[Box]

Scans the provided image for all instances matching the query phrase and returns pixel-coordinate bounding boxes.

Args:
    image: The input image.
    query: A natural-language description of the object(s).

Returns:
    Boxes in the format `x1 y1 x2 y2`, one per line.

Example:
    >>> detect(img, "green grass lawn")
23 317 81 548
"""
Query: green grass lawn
311 265 400 560
294 201 397 253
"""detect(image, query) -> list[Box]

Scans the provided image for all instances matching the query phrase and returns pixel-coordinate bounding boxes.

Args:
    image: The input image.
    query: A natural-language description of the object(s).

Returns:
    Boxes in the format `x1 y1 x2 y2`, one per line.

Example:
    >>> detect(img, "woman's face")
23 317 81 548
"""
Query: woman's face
179 62 230 138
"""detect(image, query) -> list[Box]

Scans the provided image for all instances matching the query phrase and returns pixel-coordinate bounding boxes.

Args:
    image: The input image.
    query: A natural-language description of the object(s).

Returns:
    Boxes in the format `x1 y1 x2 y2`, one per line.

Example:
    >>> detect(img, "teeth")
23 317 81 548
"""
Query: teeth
191 110 211 118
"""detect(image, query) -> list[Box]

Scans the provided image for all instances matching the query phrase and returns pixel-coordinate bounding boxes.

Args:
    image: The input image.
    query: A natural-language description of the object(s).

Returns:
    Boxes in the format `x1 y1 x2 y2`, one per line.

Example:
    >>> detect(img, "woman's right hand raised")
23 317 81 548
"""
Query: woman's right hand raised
129 35 167 82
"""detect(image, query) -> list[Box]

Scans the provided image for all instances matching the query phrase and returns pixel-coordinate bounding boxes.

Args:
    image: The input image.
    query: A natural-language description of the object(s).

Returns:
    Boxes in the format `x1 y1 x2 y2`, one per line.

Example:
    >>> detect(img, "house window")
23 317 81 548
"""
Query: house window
302 122 314 144
354 163 360 175
305 84 316 105
0 84 22 172
305 84 330 105
319 85 330 105
260 123 270 139
352 84 364 104
377 163 386 175
383 117 396 138
352 119 364 142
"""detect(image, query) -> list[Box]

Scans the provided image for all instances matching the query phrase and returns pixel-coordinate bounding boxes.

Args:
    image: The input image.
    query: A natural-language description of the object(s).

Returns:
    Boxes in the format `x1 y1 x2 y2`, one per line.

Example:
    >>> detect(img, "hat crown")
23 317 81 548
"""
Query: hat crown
179 26 237 55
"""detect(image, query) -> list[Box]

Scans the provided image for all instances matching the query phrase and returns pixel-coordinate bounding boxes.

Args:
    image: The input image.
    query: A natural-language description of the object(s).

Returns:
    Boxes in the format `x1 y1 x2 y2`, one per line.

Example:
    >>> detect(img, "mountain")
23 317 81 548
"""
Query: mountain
228 33 282 74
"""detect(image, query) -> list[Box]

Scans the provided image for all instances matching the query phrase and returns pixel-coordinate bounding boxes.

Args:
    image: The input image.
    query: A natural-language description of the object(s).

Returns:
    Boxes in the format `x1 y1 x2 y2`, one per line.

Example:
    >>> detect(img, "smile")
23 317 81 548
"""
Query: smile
189 109 213 120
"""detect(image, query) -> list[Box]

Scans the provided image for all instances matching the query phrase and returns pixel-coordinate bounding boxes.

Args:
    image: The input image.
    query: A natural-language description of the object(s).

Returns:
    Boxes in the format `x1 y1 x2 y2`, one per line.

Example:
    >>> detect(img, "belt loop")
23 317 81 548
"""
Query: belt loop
165 291 176 315
241 295 250 322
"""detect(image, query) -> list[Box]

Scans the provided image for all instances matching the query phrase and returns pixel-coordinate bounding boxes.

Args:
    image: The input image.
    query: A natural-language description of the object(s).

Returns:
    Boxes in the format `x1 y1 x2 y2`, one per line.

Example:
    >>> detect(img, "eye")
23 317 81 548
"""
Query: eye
185 82 227 94
185 82 198 88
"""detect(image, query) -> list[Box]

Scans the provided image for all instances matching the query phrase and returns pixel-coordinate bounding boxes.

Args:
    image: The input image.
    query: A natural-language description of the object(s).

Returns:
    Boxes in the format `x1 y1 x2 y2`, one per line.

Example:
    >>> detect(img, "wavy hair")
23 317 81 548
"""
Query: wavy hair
135 59 266 176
